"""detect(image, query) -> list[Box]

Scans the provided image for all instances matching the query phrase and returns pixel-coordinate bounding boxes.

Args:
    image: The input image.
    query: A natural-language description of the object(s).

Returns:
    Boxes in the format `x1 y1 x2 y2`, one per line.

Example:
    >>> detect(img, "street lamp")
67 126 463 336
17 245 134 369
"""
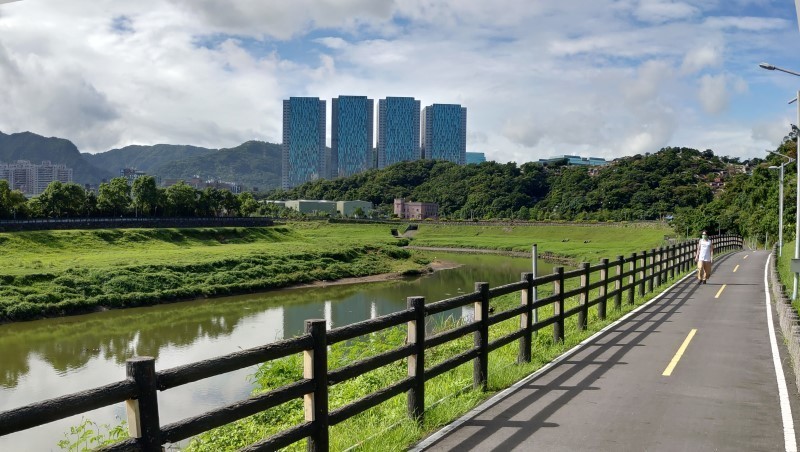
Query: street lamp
760 62 800 299
767 150 794 257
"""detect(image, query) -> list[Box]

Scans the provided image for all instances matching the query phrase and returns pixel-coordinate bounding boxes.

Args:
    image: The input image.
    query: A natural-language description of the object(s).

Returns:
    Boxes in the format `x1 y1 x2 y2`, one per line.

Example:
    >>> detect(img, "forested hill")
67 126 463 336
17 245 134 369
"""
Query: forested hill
153 141 282 191
270 147 745 221
0 131 113 184
83 144 214 174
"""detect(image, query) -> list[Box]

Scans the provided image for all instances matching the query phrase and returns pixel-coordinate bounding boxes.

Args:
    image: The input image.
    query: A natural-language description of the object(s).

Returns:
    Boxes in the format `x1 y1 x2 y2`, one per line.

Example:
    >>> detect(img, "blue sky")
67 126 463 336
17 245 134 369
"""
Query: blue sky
0 0 798 163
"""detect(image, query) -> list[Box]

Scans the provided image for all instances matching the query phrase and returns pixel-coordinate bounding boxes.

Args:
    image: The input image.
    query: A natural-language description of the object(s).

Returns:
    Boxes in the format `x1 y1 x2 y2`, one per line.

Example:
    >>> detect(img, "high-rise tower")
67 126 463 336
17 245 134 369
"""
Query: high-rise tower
282 97 326 189
377 97 421 168
421 104 467 165
331 96 374 178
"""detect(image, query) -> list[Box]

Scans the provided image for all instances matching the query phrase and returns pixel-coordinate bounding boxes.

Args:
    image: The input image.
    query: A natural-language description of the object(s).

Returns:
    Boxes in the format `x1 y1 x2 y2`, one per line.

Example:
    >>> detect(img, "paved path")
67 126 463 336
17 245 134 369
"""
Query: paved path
415 250 800 451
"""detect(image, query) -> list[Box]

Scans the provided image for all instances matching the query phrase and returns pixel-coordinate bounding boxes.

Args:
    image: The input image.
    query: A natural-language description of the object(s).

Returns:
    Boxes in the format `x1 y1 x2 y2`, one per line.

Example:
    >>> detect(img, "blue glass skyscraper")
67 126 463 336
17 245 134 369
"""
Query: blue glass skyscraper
421 104 467 165
377 97 421 168
331 96 374 178
282 97 326 189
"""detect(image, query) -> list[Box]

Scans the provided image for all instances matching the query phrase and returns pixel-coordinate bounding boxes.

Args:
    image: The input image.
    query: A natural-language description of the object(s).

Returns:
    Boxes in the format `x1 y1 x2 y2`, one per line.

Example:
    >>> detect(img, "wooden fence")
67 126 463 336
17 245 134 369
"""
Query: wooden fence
0 235 743 451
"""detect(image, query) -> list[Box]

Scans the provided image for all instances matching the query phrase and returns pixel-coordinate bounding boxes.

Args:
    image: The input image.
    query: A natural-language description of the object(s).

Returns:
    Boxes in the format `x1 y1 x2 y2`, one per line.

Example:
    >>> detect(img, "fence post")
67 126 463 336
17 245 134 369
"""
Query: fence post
648 248 655 292
599 258 609 321
304 319 328 452
655 247 662 287
553 267 565 342
628 253 636 305
579 262 589 331
519 272 533 363
639 250 646 296
407 297 425 423
669 245 675 279
615 256 623 310
474 282 490 391
125 357 161 451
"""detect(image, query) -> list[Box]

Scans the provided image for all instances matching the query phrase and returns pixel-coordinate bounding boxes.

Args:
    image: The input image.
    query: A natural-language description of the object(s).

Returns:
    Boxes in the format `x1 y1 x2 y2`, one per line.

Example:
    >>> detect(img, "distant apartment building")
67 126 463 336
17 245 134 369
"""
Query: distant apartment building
421 104 467 165
282 97 327 189
466 152 486 164
332 96 374 178
394 198 438 220
119 168 147 185
538 155 609 166
0 160 73 195
377 97 421 168
161 177 242 194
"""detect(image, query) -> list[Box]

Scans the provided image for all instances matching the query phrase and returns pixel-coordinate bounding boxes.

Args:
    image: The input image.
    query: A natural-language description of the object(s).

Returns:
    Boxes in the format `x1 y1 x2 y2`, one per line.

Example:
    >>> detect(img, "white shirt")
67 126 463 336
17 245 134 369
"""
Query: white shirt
697 238 712 262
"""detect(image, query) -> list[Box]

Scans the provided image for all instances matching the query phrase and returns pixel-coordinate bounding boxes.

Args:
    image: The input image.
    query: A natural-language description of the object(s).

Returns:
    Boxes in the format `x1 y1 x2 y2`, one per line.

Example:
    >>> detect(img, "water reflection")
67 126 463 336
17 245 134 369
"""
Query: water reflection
0 253 551 450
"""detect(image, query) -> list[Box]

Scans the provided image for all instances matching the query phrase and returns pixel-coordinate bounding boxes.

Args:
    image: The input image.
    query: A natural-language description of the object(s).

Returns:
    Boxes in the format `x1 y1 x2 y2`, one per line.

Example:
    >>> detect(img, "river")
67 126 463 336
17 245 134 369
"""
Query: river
0 253 553 450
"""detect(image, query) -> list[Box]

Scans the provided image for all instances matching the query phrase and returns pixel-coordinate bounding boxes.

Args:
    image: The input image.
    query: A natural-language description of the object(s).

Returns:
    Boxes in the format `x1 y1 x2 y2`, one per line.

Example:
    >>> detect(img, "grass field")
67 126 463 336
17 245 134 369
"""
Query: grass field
0 224 423 321
0 221 675 322
409 222 674 263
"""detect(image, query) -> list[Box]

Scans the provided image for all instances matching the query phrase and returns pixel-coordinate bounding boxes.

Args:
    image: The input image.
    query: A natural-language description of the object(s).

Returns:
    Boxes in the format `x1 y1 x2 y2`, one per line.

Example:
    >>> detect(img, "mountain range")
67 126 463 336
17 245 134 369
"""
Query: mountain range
0 131 282 190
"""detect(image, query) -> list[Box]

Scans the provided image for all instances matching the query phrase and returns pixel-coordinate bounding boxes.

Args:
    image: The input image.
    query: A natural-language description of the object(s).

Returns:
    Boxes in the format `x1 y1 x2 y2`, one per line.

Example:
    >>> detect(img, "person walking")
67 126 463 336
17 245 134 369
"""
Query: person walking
695 230 713 284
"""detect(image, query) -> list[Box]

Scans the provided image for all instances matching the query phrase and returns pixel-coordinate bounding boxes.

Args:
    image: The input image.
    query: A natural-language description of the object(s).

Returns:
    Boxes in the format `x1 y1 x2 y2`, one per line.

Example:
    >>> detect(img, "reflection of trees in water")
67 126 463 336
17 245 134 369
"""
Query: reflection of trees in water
0 281 399 389
0 255 544 390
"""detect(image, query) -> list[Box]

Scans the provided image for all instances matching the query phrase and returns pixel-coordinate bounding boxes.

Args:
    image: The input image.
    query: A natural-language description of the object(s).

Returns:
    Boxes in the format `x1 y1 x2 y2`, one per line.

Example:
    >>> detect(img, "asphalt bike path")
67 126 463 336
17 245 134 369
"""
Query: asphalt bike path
414 250 800 452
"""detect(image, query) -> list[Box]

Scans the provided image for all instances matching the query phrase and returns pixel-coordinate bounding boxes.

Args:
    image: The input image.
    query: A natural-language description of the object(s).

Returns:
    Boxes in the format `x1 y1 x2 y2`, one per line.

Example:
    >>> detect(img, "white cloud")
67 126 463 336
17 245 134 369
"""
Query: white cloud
634 0 699 24
704 16 790 31
0 0 796 163
680 43 723 74
698 74 729 114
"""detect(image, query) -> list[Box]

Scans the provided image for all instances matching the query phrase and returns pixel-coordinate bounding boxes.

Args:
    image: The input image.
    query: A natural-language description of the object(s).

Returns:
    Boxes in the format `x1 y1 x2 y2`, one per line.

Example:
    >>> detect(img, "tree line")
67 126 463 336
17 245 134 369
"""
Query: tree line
2 137 796 243
0 176 259 219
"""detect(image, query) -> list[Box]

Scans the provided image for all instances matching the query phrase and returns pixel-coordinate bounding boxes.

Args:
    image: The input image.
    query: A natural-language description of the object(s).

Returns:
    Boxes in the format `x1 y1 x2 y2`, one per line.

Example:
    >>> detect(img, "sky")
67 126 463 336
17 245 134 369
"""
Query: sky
0 0 799 164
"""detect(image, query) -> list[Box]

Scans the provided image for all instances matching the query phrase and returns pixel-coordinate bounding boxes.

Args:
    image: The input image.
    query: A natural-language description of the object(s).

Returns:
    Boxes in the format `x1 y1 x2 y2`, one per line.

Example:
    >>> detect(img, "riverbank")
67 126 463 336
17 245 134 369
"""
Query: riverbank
0 222 674 323
0 225 428 322
284 258 462 290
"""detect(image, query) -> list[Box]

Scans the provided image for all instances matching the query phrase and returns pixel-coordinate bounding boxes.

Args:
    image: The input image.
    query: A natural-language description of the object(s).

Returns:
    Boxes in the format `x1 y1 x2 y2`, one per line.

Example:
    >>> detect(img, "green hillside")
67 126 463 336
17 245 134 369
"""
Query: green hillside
83 144 214 174
153 140 282 191
0 131 113 184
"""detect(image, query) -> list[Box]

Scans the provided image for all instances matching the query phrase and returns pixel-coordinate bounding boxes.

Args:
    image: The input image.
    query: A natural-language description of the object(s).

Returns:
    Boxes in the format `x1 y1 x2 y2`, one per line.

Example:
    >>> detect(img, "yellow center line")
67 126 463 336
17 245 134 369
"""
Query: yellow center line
663 329 697 376
733 265 739 273
743 255 749 260
715 284 727 299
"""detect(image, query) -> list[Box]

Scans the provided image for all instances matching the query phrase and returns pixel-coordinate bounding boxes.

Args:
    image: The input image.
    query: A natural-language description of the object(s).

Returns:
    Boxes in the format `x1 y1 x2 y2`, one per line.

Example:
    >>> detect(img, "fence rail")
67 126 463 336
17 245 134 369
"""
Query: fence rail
0 235 743 451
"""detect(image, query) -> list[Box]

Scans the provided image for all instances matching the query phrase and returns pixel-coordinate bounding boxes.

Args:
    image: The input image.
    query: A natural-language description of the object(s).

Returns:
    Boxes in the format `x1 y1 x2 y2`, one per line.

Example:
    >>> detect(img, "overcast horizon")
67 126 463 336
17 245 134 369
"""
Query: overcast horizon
1 1 799 163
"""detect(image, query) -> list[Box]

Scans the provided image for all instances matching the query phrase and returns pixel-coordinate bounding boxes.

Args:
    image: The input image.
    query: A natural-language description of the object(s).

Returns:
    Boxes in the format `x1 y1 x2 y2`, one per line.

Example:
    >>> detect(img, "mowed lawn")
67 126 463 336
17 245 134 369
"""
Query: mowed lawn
409 222 675 263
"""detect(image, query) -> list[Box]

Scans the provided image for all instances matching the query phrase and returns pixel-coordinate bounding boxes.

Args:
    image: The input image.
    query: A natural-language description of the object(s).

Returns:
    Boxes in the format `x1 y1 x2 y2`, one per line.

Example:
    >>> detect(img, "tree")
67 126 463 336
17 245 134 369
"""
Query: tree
97 177 131 216
36 181 87 218
165 181 198 216
131 176 159 217
0 180 28 219
238 192 258 217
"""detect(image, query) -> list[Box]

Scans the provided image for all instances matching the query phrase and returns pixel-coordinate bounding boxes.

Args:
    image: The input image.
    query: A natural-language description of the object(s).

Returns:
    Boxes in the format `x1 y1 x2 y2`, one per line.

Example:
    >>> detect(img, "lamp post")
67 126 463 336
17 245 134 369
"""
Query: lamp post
768 151 794 257
760 63 800 299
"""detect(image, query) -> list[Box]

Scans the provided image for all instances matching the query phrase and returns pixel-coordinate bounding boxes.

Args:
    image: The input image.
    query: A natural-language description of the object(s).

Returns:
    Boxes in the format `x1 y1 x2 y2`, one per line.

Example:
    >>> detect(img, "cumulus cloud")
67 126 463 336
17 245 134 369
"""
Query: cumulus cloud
698 74 729 114
0 0 795 163
680 43 723 74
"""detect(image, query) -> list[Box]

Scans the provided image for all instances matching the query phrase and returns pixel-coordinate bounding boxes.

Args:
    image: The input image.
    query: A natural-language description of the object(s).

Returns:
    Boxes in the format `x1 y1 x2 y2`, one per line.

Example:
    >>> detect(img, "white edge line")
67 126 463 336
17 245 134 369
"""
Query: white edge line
410 267 698 451
764 254 798 452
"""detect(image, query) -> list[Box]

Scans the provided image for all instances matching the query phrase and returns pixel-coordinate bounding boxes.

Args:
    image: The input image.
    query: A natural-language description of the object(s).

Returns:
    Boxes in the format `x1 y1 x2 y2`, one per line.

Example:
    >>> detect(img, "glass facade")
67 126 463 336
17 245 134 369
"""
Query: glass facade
331 96 374 178
466 152 486 164
421 104 467 165
377 97 420 168
282 97 326 189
